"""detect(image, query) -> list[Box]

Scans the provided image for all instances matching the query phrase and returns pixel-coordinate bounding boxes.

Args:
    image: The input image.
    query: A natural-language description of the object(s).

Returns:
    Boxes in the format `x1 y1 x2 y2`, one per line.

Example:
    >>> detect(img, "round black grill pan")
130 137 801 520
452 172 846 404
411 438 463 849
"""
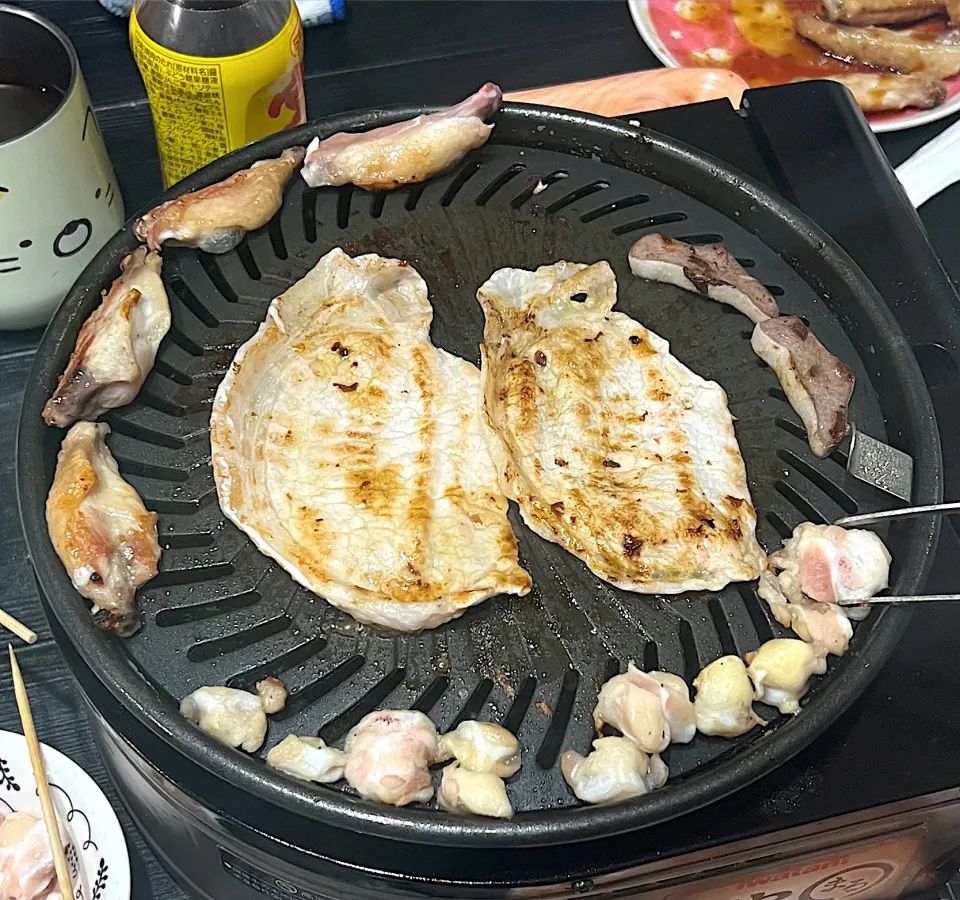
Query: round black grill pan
18 106 941 850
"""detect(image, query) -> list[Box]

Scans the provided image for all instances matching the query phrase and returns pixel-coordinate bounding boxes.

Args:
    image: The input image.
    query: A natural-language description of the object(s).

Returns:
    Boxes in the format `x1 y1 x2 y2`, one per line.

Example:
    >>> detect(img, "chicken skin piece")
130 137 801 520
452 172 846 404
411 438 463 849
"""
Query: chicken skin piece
43 248 169 428
0 812 61 900
135 147 305 254
692 656 765 737
255 677 288 714
438 764 513 819
266 735 347 784
561 737 668 805
46 422 160 635
301 83 502 190
180 686 268 752
745 639 827 715
437 720 520 777
343 710 439 806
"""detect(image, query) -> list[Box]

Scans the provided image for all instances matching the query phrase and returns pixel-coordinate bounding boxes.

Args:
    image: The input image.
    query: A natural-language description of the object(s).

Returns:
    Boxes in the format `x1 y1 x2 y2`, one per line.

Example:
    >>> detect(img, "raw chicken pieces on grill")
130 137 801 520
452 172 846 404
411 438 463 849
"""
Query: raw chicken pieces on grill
692 656 765 738
759 571 854 658
42 248 169 428
437 720 521 777
752 316 855 458
745 639 827 715
593 663 695 752
180 686 268 752
561 737 668 805
478 260 766 593
267 736 347 784
135 147 305 254
301 83 502 190
255 677 288 714
210 248 531 632
628 234 779 324
343 711 439 806
438 764 514 819
0 811 62 900
46 422 160 635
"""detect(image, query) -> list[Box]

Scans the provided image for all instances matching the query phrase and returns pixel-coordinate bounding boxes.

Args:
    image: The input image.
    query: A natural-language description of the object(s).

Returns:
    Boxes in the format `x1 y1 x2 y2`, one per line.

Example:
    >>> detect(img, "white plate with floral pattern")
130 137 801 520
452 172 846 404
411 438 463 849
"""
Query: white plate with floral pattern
0 730 130 900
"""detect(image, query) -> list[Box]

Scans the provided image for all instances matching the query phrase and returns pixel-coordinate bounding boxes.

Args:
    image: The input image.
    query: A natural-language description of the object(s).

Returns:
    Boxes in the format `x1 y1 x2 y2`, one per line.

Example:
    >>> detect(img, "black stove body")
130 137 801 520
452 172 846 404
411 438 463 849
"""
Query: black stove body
24 83 960 900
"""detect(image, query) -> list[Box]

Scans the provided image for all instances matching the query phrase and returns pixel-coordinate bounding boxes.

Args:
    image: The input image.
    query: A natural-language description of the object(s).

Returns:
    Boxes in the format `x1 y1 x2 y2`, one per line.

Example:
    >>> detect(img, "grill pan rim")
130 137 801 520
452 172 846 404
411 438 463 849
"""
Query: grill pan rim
18 103 941 849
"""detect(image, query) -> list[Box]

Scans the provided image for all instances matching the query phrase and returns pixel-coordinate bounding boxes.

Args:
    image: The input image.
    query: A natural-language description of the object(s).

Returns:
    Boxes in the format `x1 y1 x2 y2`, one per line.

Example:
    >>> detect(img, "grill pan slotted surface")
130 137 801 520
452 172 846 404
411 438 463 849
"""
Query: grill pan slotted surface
18 107 940 848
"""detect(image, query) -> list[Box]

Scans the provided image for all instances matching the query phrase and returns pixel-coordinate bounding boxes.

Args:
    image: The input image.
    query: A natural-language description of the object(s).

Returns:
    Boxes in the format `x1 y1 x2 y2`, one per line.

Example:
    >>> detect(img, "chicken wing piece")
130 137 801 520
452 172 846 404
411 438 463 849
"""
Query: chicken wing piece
301 83 502 190
822 0 945 25
751 316 855 457
794 14 960 79
266 735 347 784
343 710 439 806
0 812 61 900
135 147 305 253
770 522 891 607
745 639 827 715
794 72 946 111
46 422 160 635
628 234 778 324
437 720 520 777
561 737 668 805
692 656 765 737
42 248 169 428
438 764 513 818
180 686 268 752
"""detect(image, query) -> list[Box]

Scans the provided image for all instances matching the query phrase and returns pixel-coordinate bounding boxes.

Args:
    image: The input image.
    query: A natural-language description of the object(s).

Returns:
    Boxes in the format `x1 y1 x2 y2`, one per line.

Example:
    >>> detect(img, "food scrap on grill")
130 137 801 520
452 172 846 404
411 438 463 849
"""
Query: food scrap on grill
692 656 766 738
46 422 159 636
0 811 64 900
256 676 289 714
210 248 530 632
478 260 766 593
180 686 269 753
752 316 855 458
794 13 960 79
266 735 347 784
627 234 779 324
437 720 521 777
42 248 169 428
301 83 502 190
745 639 828 716
438 764 514 819
134 147 305 254
561 737 669 805
343 711 439 806
792 72 947 111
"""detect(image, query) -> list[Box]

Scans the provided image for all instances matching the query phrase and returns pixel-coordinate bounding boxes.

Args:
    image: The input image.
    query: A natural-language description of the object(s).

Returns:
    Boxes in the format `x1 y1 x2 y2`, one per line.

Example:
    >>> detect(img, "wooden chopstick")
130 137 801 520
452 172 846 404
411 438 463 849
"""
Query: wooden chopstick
8 646 71 898
0 609 37 645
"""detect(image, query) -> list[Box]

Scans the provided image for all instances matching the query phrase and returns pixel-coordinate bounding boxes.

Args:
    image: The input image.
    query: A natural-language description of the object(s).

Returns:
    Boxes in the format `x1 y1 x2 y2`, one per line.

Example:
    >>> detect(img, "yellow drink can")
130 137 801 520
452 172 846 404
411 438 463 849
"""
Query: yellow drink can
130 1 305 188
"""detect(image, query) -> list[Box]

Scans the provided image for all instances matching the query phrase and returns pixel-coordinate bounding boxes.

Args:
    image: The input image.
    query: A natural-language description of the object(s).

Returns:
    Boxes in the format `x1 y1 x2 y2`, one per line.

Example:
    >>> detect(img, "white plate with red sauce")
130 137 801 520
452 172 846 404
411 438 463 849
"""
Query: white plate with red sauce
628 0 960 131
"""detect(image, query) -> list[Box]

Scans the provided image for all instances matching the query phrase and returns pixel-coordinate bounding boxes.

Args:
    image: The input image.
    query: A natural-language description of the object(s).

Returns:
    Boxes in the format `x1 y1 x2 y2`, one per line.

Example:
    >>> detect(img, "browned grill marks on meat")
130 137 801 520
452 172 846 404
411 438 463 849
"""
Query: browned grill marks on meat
335 382 359 392
602 459 621 468
534 350 547 367
623 534 643 557
554 457 568 467
630 335 641 345
584 332 603 342
331 341 350 357
551 501 565 514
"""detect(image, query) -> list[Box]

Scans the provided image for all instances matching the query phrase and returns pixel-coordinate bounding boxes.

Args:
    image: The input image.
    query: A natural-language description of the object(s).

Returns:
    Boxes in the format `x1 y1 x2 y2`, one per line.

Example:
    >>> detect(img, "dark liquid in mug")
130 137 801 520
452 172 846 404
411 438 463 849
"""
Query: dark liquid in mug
0 82 63 143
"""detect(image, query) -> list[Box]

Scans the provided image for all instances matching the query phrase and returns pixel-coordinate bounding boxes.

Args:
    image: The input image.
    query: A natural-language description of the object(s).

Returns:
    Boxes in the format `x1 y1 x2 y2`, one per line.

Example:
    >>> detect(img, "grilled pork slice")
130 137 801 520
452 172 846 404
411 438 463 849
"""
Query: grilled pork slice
794 14 960 79
628 234 778 324
794 72 947 111
822 0 946 25
46 422 159 635
135 147 305 254
751 316 855 458
211 248 530 632
43 248 169 428
478 260 766 593
301 83 502 190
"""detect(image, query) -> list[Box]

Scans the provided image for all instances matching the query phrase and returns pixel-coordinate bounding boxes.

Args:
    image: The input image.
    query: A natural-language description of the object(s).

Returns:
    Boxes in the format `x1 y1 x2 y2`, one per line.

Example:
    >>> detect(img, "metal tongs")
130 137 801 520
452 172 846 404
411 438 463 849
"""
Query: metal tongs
833 502 960 606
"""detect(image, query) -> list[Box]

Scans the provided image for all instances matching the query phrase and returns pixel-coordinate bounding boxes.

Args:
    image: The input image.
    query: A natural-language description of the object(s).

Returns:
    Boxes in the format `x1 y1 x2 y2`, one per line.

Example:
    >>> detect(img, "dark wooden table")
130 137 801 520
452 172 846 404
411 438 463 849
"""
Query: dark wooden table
4 3 960 897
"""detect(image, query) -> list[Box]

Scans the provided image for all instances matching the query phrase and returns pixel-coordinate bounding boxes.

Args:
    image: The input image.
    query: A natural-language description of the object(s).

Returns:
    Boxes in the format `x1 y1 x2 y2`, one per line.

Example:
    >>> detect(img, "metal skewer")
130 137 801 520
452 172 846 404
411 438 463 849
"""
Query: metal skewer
838 595 960 606
834 501 960 528
8 645 72 899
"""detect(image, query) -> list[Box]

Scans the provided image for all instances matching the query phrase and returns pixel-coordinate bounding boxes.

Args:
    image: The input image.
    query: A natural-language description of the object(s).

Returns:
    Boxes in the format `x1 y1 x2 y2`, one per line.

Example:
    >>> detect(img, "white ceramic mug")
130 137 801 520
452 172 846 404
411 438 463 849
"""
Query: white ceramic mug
0 5 125 329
